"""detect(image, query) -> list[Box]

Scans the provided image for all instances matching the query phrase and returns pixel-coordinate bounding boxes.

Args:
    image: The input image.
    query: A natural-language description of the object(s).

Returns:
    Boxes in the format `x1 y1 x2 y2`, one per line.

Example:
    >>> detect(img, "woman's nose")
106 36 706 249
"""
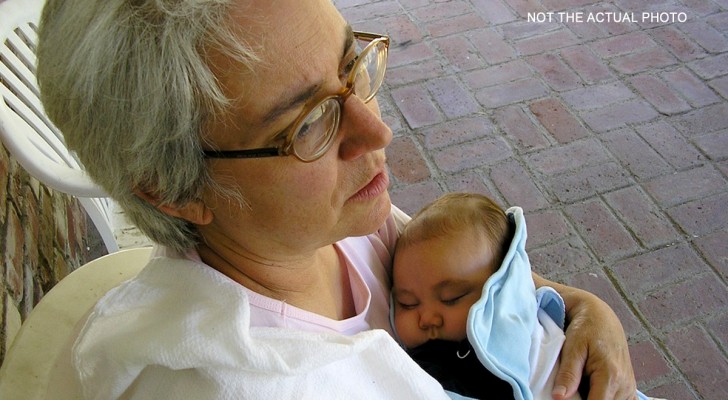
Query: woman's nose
337 95 392 160
418 309 443 329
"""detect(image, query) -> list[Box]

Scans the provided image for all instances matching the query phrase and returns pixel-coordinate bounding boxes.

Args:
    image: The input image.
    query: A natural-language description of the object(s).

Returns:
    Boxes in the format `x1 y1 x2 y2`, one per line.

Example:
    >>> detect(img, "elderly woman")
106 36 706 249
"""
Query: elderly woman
37 0 637 399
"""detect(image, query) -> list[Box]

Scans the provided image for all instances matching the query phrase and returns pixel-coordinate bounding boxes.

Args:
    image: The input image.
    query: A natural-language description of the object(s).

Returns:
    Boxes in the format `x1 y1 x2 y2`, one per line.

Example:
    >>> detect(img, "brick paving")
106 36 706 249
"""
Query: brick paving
334 1 728 399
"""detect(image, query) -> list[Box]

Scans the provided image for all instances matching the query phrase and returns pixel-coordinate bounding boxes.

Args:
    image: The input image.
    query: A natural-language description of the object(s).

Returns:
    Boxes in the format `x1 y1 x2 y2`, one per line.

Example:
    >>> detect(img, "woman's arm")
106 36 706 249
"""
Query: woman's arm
532 273 638 400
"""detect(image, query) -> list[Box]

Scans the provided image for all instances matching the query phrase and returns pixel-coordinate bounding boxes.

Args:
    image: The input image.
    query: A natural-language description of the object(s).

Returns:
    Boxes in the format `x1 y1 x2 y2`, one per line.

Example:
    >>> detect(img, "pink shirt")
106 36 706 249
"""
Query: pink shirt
184 208 401 336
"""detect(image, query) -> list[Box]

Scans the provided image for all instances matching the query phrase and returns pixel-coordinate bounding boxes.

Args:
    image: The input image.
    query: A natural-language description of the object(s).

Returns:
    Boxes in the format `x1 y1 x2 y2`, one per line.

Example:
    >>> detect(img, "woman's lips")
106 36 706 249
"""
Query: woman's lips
349 171 390 202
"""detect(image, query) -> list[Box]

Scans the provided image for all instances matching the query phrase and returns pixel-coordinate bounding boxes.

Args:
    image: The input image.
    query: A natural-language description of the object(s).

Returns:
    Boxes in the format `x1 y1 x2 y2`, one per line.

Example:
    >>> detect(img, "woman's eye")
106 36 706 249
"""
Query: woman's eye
342 55 358 78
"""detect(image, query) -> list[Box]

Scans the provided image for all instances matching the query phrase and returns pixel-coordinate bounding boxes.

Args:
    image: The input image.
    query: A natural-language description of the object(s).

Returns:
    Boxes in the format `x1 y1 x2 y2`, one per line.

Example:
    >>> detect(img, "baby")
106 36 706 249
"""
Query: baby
392 193 578 400
392 193 653 400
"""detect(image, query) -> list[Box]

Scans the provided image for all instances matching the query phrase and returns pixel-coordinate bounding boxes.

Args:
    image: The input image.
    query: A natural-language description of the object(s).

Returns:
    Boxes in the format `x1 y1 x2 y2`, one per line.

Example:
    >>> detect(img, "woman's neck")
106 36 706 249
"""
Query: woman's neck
196 242 356 321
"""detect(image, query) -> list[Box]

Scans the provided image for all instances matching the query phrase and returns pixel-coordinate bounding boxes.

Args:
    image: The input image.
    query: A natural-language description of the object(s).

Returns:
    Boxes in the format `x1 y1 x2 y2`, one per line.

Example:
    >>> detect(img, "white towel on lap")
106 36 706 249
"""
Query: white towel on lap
74 257 449 399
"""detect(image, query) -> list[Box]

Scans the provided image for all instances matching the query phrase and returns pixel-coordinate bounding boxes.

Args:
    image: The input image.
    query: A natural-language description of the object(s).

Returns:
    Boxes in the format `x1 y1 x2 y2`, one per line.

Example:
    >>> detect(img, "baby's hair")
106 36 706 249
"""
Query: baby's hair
396 193 514 269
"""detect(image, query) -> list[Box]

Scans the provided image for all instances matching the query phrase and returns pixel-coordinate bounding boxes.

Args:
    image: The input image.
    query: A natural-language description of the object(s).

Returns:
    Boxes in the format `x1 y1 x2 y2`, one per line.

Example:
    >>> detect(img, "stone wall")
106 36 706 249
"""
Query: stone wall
0 142 105 367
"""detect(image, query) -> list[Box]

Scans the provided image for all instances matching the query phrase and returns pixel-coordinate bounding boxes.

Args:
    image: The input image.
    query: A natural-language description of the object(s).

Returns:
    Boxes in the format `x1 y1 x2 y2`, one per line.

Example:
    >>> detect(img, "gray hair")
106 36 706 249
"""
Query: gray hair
37 0 256 252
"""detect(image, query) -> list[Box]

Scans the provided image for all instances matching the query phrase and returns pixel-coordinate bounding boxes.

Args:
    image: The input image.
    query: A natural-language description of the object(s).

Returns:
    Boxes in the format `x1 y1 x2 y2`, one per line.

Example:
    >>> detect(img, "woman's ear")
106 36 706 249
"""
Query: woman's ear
134 190 214 226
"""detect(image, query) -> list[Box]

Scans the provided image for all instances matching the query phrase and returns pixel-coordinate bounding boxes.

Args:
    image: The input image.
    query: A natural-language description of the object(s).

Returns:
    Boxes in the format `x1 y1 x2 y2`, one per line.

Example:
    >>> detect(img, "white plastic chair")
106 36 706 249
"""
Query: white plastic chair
0 246 154 399
0 0 119 252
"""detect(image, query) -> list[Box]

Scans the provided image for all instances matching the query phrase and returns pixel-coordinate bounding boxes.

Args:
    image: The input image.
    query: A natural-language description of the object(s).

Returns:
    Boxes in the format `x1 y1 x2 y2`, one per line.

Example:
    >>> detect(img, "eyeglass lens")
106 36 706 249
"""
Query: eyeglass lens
292 38 386 161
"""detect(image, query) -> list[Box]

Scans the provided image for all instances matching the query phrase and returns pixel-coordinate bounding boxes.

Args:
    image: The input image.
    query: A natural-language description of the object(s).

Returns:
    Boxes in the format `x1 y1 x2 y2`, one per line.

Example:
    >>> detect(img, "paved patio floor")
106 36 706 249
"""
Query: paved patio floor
334 0 728 398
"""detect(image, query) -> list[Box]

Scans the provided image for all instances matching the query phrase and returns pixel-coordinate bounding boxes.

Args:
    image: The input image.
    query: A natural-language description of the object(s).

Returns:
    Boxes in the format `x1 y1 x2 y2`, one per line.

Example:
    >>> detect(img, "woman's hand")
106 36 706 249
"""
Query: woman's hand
532 273 637 400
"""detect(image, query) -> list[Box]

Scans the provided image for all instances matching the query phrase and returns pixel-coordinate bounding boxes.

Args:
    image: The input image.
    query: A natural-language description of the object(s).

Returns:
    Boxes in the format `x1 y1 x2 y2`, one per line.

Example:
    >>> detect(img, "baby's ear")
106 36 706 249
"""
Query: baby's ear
134 190 213 225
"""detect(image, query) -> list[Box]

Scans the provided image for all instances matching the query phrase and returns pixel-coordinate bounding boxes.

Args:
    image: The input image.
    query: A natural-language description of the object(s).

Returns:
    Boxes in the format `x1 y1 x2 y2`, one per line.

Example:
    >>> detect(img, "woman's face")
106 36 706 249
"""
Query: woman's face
198 0 393 259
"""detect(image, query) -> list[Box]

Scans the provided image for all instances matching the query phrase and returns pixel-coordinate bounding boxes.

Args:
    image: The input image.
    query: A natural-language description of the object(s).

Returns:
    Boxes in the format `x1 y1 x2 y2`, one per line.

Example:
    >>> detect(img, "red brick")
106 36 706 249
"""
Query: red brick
565 199 640 261
559 45 613 84
528 236 595 277
667 192 728 237
502 0 545 18
591 32 656 58
629 74 691 115
678 20 728 54
377 95 405 134
461 60 532 90
501 19 560 41
385 136 430 184
475 78 549 108
390 180 444 215
526 138 610 175
581 99 659 132
634 121 705 170
644 165 727 207
672 102 728 136
604 186 679 248
4 207 24 303
529 98 589 143
469 29 517 65
470 0 517 25
666 325 728 400
410 0 472 22
526 53 582 91
561 81 635 111
433 35 483 72
694 129 728 160
493 105 550 151
601 128 673 179
707 313 728 356
548 162 631 203
432 136 512 173
0 145 9 222
612 242 707 297
336 0 402 23
426 76 481 118
387 42 436 69
379 14 424 45
610 46 677 74
641 275 728 329
628 340 673 384
489 158 550 211
425 13 487 37
386 58 444 86
709 74 728 99
418 115 494 149
514 29 578 56
397 0 429 9
650 25 706 62
391 84 443 129
694 230 728 280
521 209 570 248
706 10 728 31
644 382 699 400
443 170 493 196
541 0 600 10
661 67 721 107
688 53 728 79
567 270 643 336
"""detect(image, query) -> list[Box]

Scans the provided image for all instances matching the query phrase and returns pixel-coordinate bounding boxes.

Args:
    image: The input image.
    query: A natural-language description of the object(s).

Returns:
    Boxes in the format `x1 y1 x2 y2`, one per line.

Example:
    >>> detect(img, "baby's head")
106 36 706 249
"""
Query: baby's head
392 193 513 349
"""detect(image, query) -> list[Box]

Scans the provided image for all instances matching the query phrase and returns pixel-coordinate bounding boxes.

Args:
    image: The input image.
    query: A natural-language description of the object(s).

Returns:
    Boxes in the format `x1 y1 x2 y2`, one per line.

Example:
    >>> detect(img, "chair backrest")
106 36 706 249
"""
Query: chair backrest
0 247 154 400
0 0 120 252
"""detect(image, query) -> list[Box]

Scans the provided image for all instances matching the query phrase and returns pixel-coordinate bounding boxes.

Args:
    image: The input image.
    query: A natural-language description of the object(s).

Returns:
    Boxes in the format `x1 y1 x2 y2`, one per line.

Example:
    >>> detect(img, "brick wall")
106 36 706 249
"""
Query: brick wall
0 142 106 367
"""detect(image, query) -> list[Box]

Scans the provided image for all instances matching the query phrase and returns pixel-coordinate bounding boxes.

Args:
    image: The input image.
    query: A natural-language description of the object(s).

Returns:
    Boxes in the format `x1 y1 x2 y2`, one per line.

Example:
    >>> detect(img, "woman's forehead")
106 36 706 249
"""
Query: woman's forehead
226 0 348 111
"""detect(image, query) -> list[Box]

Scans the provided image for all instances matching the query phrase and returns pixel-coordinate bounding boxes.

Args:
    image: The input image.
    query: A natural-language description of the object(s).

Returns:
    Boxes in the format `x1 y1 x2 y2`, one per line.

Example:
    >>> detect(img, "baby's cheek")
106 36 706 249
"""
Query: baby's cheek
393 312 417 347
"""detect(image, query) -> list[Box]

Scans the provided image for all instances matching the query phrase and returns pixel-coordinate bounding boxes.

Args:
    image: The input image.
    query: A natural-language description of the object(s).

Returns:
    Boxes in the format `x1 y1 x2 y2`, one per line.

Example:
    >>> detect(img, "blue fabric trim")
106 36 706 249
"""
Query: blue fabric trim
466 207 536 400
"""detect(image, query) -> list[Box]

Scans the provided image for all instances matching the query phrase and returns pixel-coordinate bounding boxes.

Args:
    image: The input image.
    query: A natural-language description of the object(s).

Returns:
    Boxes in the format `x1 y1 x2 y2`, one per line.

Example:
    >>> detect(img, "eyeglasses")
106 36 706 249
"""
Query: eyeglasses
203 31 390 163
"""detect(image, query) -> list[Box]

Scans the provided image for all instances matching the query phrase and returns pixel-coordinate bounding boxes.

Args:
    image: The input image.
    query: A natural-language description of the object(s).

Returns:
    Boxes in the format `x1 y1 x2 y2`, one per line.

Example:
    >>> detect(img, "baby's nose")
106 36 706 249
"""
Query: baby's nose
418 309 443 329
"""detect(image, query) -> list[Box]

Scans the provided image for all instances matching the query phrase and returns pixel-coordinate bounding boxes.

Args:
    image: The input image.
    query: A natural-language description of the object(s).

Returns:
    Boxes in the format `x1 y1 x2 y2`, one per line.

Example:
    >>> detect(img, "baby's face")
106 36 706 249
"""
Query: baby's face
392 231 496 349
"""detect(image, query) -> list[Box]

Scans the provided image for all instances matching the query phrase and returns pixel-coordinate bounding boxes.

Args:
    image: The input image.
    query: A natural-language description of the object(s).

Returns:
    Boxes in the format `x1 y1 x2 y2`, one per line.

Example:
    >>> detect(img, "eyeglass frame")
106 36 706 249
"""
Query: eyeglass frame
202 31 390 163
